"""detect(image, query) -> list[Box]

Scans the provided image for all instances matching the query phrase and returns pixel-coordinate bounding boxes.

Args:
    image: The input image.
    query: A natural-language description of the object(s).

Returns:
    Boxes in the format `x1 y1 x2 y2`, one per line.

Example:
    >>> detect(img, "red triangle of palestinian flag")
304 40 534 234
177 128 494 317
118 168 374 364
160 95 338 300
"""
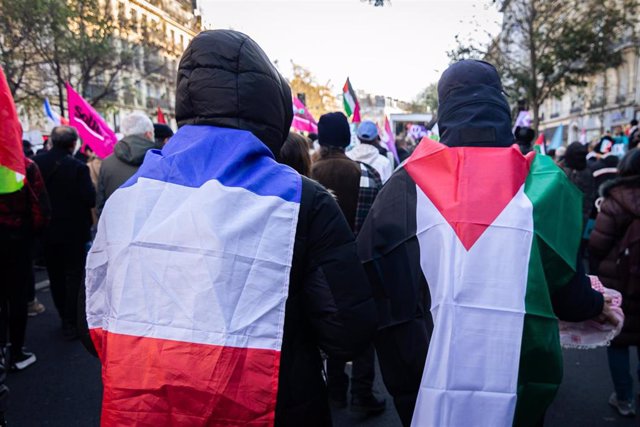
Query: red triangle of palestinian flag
404 138 534 250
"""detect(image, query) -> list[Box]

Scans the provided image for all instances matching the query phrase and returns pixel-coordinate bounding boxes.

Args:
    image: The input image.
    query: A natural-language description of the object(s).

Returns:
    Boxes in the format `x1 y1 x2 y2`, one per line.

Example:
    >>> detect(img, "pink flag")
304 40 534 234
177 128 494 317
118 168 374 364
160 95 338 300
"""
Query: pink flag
291 97 318 133
383 116 399 162
512 111 532 133
66 83 117 159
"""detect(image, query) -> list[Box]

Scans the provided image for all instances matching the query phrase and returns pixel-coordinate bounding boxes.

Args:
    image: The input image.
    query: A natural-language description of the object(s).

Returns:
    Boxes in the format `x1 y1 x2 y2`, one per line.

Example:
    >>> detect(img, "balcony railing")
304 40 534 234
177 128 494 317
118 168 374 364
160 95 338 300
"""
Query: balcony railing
146 97 172 109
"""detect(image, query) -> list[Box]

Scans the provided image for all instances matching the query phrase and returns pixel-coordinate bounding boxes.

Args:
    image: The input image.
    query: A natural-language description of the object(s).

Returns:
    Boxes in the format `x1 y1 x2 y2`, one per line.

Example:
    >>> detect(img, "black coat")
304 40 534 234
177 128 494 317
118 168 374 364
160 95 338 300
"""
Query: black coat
356 60 603 427
80 29 377 427
33 147 95 244
276 177 377 426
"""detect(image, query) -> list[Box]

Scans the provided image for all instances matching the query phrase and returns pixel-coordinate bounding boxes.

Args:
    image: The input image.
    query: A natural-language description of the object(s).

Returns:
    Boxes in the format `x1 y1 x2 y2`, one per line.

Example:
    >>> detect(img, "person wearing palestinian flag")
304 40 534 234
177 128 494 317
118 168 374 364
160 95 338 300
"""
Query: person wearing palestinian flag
356 60 618 427
83 30 377 427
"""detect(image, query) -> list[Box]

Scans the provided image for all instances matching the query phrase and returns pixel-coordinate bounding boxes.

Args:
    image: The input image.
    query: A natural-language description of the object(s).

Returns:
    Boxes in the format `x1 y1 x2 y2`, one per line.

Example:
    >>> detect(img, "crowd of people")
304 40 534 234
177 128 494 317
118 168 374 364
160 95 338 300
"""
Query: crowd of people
0 29 639 426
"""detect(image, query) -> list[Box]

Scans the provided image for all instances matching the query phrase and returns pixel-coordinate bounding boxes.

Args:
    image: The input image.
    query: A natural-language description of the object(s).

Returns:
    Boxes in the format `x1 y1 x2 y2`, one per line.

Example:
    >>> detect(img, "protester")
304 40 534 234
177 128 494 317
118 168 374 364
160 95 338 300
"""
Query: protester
589 148 640 417
396 136 412 163
357 60 615 427
83 29 377 426
279 132 311 176
514 126 535 155
590 139 620 190
561 142 596 227
153 123 174 147
310 112 385 415
96 111 156 215
84 146 102 189
347 120 393 182
0 156 49 369
33 126 95 340
22 140 34 158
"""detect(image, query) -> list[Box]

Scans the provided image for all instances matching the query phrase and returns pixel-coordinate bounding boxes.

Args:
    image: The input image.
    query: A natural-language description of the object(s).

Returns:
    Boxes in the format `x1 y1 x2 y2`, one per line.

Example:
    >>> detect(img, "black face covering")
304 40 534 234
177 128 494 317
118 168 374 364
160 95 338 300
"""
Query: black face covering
437 60 513 148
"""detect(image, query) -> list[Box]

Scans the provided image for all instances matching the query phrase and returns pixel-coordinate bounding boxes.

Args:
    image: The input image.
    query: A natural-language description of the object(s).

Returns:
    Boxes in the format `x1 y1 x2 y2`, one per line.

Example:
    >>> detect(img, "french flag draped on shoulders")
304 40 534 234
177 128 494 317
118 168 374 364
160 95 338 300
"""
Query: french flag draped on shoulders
86 125 301 426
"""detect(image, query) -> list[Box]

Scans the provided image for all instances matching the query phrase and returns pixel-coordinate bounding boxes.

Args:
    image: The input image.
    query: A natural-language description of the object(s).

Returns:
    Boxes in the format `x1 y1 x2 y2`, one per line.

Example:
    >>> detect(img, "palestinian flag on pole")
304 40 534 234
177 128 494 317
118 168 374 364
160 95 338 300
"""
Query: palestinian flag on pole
0 66 25 194
86 125 301 425
343 78 361 123
534 133 546 155
358 138 582 426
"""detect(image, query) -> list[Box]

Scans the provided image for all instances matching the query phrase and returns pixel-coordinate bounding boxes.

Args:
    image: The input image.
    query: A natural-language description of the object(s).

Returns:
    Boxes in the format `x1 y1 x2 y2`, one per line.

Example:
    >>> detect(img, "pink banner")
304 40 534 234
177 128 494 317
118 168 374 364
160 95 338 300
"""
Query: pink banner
66 83 117 159
291 97 318 133
383 116 398 162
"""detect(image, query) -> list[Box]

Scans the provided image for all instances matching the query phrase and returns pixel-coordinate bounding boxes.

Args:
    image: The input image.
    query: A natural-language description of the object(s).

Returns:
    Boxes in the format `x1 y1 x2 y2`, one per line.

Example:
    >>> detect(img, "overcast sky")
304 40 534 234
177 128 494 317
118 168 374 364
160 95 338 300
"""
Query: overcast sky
199 1 502 102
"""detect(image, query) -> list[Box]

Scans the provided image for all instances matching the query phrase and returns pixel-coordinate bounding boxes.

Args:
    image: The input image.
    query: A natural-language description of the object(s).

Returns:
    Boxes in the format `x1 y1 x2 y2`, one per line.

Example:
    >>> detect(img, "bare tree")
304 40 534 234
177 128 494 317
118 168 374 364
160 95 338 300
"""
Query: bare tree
451 0 638 131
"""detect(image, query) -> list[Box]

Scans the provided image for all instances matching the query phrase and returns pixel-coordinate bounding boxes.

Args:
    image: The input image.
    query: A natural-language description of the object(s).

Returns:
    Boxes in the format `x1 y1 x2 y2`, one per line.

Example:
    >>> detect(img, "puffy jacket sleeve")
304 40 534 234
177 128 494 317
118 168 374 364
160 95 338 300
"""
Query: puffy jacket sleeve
356 169 430 427
589 197 624 273
301 179 377 360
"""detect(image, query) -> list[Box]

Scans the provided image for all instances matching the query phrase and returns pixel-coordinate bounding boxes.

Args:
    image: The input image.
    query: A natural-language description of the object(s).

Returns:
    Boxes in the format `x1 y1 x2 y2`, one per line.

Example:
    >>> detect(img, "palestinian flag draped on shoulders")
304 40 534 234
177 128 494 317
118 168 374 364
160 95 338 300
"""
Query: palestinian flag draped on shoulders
357 137 582 426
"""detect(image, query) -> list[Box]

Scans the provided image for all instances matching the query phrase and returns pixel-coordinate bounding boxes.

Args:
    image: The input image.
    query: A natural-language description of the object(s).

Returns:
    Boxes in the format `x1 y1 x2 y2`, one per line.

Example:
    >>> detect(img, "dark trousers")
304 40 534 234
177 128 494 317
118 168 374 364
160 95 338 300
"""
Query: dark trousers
327 344 375 398
0 238 30 353
26 253 35 303
607 345 640 401
44 241 86 328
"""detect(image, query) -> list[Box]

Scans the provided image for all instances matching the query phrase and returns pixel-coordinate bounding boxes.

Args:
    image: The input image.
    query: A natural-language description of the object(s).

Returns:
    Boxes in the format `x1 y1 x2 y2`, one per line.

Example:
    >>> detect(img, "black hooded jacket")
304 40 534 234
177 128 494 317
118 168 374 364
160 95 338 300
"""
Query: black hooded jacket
356 60 602 427
81 30 377 426
175 30 293 156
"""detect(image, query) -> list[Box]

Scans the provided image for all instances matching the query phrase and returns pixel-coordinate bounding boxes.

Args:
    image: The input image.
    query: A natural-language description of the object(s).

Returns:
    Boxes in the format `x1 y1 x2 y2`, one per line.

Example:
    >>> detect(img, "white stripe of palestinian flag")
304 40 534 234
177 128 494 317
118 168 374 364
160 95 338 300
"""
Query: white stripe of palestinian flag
403 138 581 426
412 185 533 427
343 78 357 117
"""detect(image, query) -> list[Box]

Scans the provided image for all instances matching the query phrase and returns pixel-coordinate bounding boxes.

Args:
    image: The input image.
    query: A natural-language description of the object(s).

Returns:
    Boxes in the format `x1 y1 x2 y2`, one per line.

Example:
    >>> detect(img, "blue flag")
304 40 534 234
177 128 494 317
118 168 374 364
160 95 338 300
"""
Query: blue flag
548 124 564 150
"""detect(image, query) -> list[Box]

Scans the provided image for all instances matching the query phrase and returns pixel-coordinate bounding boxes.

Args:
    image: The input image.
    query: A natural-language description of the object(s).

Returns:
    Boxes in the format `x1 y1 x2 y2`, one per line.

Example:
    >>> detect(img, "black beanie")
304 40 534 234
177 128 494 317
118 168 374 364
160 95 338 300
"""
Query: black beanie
318 112 351 148
154 123 174 140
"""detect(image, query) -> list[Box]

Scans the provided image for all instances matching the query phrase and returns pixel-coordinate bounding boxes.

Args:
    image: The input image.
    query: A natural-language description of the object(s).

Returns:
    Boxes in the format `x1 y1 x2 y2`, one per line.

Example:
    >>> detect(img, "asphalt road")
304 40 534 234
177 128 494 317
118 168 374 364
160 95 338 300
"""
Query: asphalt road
6 285 638 426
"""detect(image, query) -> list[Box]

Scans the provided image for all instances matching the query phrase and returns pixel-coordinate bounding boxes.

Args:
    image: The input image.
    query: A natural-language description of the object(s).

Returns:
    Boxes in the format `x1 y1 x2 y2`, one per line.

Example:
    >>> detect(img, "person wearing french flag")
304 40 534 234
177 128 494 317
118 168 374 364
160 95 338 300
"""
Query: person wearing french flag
82 30 377 427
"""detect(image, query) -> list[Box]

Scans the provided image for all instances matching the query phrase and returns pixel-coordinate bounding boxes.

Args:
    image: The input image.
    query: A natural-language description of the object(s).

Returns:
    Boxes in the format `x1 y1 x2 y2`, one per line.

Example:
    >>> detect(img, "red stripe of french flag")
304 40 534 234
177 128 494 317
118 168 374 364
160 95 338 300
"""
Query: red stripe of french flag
91 329 279 426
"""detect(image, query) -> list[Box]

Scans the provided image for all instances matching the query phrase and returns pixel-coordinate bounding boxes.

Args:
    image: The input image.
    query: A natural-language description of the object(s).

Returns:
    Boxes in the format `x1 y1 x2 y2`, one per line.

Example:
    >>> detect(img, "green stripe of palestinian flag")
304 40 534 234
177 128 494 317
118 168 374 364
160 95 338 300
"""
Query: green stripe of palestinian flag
342 78 357 117
0 164 24 194
514 154 582 425
403 140 583 426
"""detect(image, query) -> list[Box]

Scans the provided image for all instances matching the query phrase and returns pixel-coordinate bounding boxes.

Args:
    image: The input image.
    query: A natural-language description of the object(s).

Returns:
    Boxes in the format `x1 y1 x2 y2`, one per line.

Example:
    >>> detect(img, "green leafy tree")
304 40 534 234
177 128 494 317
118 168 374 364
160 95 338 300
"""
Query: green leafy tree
450 0 638 131
0 0 50 105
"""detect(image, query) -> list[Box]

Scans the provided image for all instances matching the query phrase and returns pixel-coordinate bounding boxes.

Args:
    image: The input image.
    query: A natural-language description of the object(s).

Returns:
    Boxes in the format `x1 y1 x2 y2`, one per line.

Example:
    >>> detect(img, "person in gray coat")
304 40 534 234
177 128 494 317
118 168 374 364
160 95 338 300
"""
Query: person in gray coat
96 111 156 215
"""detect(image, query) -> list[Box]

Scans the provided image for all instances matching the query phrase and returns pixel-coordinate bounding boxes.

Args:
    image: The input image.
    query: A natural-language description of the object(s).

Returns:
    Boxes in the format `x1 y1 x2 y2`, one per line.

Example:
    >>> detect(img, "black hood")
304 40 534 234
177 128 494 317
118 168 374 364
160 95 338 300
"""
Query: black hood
175 30 293 155
437 60 513 147
564 142 588 170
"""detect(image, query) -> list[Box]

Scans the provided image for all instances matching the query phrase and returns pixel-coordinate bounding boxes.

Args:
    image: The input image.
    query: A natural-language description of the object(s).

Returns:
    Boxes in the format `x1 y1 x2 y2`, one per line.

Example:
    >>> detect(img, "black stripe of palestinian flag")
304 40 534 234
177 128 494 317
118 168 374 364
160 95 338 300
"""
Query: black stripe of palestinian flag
358 138 582 426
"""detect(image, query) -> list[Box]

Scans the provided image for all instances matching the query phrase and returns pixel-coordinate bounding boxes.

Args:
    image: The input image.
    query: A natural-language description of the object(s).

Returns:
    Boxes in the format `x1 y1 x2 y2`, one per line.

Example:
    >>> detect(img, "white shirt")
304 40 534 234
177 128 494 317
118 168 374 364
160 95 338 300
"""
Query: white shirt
347 143 393 183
